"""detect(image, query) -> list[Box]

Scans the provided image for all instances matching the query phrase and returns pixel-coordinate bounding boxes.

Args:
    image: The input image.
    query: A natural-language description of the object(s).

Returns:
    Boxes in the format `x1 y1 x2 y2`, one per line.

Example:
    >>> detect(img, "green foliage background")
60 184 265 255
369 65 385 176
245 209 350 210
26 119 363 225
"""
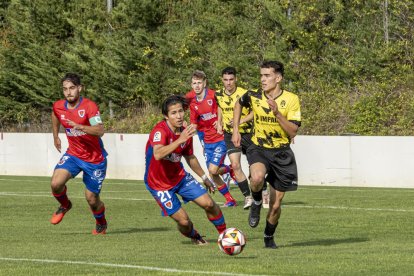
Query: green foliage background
1 0 413 134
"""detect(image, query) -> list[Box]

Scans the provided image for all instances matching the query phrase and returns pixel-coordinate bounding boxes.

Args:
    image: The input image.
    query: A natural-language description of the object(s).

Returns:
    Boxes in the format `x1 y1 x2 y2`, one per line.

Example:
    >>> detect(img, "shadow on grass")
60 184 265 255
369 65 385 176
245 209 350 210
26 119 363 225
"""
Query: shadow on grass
285 237 370 247
61 227 171 235
108 227 171 234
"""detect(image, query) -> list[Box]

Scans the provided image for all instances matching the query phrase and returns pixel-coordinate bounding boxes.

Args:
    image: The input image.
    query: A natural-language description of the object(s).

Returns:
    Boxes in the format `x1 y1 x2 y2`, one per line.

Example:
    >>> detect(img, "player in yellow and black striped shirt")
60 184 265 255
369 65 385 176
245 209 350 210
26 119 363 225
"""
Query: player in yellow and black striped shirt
215 67 253 209
232 61 301 249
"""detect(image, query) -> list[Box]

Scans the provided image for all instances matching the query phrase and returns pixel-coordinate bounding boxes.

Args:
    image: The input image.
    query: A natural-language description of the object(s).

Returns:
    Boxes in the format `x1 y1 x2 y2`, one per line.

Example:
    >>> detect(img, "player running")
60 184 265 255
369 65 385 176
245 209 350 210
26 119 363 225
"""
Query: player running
50 73 108 235
232 61 301 248
145 95 227 245
186 70 237 207
215 67 254 209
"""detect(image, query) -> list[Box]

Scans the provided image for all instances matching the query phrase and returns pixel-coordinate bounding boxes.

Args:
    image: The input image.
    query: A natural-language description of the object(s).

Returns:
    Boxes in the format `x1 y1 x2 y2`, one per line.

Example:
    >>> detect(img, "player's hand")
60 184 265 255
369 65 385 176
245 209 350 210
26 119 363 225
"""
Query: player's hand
54 136 61 153
266 99 279 115
202 177 216 194
232 132 241 148
65 119 84 130
180 124 196 142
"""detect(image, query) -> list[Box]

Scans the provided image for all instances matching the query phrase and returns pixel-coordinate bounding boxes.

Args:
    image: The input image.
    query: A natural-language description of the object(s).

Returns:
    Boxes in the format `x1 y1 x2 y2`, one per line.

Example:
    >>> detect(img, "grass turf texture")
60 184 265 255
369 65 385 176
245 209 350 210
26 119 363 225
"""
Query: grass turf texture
0 175 413 275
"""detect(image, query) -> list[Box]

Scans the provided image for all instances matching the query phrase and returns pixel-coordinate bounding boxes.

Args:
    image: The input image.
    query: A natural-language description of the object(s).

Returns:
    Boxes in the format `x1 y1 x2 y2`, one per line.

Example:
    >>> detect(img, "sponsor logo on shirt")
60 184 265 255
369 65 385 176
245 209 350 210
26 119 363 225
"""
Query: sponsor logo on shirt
65 128 86 136
200 112 217 121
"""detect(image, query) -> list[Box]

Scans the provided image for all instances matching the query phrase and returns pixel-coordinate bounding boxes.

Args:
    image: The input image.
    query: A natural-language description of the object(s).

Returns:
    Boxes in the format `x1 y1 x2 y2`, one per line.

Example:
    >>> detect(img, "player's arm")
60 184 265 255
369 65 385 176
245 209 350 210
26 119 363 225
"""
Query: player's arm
65 119 105 137
232 100 243 147
184 154 216 193
267 99 299 139
51 111 62 153
153 125 196 160
216 106 223 134
239 111 254 125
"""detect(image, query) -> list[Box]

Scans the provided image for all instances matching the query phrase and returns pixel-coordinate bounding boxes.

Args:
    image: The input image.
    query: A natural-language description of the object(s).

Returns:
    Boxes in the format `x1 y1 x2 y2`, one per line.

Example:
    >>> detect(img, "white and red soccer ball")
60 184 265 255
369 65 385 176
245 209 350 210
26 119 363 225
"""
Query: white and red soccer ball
217 227 246 256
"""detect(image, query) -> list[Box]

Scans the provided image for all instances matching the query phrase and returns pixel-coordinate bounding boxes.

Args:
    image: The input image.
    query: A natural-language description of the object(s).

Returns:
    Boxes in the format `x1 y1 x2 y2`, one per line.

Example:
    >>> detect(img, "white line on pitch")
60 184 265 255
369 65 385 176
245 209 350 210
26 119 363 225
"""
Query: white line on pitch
0 192 412 212
0 192 153 201
0 178 140 186
0 257 268 276
285 204 414 212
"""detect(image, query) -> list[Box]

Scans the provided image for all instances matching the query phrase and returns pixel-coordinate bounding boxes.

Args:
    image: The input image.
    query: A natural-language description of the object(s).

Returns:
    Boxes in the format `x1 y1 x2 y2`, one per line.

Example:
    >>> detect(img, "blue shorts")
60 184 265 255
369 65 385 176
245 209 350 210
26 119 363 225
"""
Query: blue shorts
55 153 107 194
146 173 207 216
204 140 227 168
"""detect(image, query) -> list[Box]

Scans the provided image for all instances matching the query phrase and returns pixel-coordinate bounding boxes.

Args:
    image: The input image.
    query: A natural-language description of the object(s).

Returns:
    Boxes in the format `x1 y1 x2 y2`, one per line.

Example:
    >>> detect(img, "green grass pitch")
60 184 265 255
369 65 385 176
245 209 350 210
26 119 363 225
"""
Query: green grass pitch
1 175 413 275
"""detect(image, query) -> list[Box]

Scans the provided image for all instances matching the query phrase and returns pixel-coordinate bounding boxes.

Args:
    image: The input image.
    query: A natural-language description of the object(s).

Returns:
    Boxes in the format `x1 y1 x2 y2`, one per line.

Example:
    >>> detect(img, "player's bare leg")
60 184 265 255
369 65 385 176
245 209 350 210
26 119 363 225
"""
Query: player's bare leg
263 187 285 249
50 169 72 224
209 163 236 207
193 193 226 234
228 152 252 209
170 208 207 245
248 162 266 227
85 189 107 235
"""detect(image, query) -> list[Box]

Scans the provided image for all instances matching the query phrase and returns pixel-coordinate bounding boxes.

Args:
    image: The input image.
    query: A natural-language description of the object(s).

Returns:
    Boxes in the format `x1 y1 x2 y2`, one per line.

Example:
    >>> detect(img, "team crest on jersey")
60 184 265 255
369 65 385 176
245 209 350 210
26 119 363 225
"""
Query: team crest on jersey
194 106 198 110
78 109 85 118
153 131 161 142
207 99 213 106
280 100 286 108
58 156 69 165
165 200 173 209
60 114 65 120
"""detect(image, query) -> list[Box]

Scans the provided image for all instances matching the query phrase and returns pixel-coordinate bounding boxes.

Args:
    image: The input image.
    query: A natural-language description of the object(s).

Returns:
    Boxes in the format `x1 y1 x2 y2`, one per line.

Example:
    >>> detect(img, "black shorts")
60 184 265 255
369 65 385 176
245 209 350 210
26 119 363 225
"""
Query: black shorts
224 132 253 155
246 144 298 192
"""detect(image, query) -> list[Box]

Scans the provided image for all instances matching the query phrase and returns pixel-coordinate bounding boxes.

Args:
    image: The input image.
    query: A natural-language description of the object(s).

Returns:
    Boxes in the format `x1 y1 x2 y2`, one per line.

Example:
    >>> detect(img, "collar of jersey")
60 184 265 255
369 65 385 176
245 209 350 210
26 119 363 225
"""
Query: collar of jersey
196 88 208 102
64 97 83 110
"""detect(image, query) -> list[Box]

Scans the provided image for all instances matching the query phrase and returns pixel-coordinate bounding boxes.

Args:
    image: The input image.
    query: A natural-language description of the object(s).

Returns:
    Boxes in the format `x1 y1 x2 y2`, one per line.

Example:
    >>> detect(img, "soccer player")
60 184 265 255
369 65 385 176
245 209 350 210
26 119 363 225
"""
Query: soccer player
215 67 254 209
50 73 108 235
186 70 237 207
232 61 301 249
145 95 227 245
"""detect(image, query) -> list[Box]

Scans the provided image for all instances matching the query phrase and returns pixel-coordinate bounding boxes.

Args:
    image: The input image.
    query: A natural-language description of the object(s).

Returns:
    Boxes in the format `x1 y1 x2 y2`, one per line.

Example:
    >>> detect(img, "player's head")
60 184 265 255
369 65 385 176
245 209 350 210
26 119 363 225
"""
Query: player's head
260 61 284 92
162 95 188 128
191 70 207 95
61 73 82 104
221 67 237 93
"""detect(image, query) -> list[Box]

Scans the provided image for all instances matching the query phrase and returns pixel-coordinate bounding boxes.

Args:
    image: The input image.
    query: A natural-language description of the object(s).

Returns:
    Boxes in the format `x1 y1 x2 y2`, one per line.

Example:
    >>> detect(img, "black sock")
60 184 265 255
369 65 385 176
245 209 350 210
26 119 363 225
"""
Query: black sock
238 180 251 197
251 190 262 202
264 220 278 237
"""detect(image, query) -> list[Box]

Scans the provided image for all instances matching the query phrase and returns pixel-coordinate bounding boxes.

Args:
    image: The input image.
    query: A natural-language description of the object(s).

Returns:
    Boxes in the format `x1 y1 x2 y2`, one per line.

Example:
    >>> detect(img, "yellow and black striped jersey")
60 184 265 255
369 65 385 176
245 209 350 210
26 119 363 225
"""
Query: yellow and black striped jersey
216 87 252 134
239 89 301 149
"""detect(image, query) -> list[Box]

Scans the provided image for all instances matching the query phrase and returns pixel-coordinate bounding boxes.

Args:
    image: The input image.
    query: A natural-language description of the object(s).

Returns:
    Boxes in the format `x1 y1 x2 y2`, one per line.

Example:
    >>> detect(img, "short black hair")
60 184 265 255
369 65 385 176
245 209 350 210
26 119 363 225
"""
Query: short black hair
161 95 188 116
61 73 82 86
221 67 237 76
260 61 284 77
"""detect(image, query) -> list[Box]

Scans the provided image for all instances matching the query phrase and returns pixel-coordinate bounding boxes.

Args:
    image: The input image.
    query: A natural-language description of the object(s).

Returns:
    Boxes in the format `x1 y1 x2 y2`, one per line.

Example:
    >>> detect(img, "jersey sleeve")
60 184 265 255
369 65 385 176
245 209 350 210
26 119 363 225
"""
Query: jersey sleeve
189 104 198 125
86 101 103 126
287 95 302 124
239 91 251 107
150 127 168 147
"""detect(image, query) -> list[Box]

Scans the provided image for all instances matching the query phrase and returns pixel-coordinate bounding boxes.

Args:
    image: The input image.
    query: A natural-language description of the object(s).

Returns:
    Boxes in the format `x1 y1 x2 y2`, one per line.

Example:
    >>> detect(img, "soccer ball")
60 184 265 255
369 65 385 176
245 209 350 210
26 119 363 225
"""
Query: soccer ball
217 227 246 256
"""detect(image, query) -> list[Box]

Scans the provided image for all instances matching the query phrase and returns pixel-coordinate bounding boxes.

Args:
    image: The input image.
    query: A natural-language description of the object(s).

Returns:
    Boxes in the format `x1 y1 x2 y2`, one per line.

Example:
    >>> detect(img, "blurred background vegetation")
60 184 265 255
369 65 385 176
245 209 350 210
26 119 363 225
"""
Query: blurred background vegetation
0 0 413 135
